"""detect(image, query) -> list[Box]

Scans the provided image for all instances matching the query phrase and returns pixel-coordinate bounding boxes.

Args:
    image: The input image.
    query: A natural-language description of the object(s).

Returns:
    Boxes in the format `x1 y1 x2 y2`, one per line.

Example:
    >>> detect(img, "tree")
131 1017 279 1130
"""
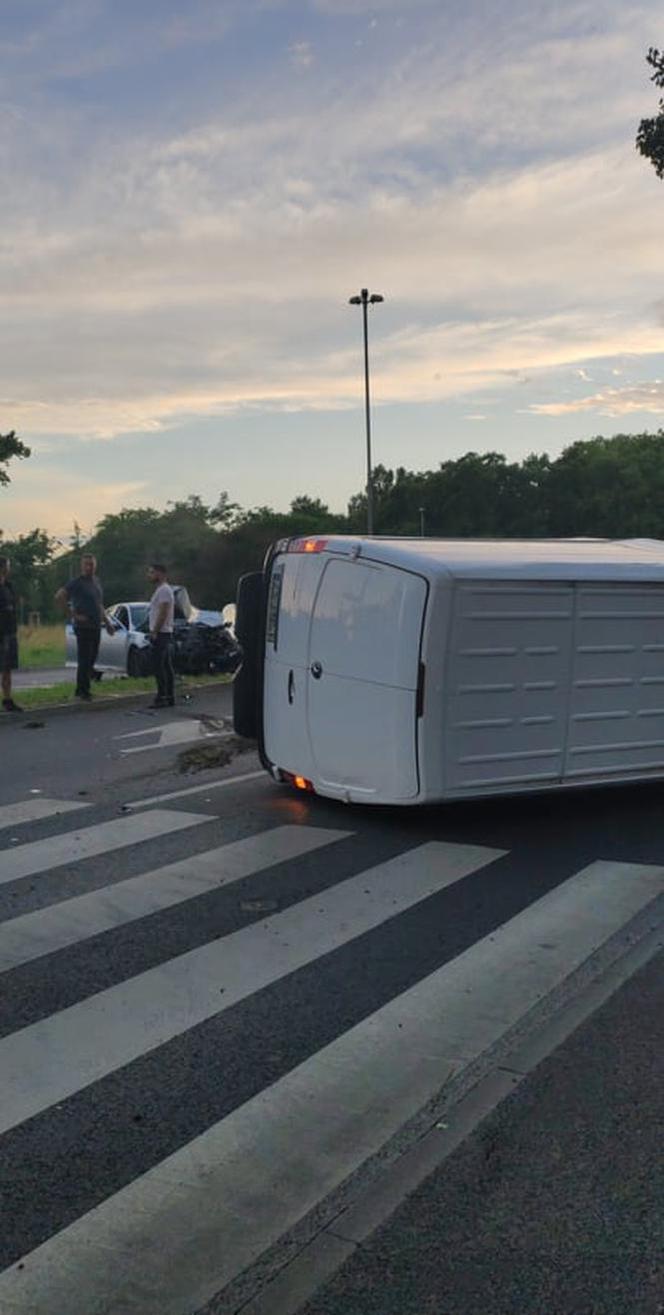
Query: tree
0 430 31 487
0 529 53 621
348 465 396 530
636 47 664 179
546 431 664 537
287 496 348 535
208 492 242 528
80 507 163 602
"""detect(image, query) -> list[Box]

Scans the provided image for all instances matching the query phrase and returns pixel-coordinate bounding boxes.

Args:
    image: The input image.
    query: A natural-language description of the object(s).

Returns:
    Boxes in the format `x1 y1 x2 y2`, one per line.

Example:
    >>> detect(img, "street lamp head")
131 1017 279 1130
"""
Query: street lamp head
349 290 384 306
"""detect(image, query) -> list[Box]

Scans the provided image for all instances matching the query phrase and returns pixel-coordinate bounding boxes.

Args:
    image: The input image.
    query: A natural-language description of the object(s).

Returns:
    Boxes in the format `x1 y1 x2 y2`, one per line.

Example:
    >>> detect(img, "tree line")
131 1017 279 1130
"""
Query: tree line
4 430 664 622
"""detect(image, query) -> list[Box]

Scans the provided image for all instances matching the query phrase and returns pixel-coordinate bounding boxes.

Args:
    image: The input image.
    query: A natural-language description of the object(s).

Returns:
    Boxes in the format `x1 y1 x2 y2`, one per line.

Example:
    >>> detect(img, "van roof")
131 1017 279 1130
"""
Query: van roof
300 536 664 581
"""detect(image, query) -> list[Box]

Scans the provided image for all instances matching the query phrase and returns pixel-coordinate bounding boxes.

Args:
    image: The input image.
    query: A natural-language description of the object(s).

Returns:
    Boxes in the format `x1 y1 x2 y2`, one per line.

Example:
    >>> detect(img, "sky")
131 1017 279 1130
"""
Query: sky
2 0 664 541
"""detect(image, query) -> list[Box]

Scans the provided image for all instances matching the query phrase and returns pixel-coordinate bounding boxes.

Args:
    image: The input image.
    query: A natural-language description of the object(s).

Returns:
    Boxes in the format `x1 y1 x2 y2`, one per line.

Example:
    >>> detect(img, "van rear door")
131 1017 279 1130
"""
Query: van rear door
306 558 427 800
262 552 326 778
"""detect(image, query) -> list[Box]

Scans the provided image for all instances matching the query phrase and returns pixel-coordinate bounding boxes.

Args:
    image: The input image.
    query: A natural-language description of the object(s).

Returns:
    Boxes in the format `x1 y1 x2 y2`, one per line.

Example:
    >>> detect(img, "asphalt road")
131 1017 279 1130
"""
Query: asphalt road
0 693 662 1315
298 945 664 1315
0 680 236 798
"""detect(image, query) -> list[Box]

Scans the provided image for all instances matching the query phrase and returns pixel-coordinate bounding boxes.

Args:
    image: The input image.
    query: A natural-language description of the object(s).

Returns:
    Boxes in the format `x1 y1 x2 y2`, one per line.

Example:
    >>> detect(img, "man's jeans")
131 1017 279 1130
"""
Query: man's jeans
75 626 100 697
153 633 175 702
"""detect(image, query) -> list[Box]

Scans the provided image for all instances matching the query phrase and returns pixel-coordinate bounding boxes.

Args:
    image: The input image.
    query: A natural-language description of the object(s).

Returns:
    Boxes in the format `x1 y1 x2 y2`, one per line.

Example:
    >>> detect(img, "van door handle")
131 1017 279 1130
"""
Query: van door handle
310 661 322 680
287 670 295 703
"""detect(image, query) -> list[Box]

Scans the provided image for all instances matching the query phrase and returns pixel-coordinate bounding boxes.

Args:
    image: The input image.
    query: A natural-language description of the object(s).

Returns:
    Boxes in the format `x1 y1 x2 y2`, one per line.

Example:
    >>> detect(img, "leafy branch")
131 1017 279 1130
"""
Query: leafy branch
636 47 664 179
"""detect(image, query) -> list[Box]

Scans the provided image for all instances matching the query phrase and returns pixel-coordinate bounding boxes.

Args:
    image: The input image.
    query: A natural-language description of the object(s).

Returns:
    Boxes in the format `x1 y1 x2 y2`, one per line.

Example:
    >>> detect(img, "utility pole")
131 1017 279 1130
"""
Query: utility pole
349 288 384 535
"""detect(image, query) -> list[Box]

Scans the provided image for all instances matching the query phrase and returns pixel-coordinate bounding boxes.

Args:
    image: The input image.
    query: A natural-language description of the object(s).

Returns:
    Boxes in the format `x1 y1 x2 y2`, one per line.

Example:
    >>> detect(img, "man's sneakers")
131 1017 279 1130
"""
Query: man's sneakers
75 691 93 702
2 698 23 713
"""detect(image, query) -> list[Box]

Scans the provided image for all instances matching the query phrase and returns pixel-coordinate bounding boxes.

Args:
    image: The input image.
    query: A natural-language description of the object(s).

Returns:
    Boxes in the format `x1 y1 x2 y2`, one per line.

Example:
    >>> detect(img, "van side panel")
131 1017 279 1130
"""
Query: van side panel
444 583 574 792
565 584 664 778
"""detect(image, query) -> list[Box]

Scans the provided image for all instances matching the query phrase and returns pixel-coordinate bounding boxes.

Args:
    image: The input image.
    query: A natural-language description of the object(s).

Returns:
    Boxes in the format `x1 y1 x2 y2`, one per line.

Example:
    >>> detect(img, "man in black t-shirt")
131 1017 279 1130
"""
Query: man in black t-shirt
0 556 22 713
55 554 113 700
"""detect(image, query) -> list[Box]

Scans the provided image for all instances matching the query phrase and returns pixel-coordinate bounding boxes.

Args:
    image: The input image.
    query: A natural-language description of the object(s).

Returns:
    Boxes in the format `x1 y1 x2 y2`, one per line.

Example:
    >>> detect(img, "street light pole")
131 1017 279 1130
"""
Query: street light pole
349 288 384 536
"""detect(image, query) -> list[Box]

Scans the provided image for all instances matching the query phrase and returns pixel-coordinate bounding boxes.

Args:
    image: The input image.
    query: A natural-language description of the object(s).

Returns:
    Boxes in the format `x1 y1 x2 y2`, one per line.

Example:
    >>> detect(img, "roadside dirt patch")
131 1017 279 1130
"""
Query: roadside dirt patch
176 734 255 773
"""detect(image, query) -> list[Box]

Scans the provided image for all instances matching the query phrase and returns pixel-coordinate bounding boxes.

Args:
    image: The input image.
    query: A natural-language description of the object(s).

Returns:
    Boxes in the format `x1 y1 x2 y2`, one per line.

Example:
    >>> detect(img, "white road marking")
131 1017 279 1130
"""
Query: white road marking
0 841 504 1135
2 857 661 1315
0 798 88 831
126 769 265 809
0 810 210 888
115 719 228 755
0 826 352 972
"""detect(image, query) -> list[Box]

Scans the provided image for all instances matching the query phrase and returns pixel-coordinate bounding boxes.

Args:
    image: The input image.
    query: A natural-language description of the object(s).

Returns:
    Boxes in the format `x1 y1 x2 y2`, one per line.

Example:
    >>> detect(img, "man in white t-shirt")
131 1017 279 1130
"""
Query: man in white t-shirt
147 563 175 707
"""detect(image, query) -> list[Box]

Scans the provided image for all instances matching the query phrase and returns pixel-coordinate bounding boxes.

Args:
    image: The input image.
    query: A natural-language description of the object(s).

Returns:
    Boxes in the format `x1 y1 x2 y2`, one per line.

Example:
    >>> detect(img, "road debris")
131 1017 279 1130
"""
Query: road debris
177 734 255 774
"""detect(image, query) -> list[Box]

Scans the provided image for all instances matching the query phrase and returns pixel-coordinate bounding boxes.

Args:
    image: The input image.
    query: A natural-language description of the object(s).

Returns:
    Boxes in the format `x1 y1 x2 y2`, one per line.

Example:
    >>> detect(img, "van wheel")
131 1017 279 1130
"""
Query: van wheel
127 647 142 678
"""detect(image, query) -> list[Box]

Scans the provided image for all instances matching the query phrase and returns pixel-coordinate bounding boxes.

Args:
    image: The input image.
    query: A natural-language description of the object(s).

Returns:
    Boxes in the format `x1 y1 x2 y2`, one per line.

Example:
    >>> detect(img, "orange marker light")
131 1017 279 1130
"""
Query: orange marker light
279 769 315 792
288 537 328 554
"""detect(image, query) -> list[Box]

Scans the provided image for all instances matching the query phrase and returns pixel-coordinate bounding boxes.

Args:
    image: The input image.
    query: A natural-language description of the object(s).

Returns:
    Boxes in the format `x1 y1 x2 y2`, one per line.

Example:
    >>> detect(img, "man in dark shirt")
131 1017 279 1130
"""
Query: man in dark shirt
55 554 113 700
0 555 22 713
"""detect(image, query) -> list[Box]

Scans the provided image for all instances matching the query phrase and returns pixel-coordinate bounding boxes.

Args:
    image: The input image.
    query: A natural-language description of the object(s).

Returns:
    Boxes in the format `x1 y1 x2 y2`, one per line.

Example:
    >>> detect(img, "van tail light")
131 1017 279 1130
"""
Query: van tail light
288 537 328 554
279 769 315 792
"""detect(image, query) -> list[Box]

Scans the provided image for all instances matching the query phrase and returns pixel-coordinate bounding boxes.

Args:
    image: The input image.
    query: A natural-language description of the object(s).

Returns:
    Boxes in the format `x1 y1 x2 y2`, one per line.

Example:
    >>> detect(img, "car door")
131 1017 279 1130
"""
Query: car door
97 605 130 671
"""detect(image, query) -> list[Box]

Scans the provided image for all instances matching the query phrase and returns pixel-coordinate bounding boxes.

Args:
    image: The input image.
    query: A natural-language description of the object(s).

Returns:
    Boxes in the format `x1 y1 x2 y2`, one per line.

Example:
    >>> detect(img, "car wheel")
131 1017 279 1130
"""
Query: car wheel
127 647 142 678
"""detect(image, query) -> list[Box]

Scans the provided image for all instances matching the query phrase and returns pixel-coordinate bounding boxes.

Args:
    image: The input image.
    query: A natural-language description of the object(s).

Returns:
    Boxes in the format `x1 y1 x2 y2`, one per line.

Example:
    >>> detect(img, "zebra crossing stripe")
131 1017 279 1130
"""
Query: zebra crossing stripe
127 769 265 809
0 825 352 972
0 841 505 1136
0 798 89 831
1 858 661 1315
0 809 211 887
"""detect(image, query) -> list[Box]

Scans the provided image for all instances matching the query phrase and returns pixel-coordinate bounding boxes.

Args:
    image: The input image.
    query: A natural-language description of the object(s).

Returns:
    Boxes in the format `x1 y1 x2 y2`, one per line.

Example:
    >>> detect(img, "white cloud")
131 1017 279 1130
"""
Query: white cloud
3 308 663 441
3 0 664 535
0 471 148 540
289 40 314 68
310 0 435 11
530 383 664 418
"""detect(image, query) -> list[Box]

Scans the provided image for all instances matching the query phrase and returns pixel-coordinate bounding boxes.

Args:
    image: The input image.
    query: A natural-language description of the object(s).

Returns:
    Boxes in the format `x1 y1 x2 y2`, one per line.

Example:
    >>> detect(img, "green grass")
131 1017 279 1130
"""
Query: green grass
14 673 231 711
18 623 66 668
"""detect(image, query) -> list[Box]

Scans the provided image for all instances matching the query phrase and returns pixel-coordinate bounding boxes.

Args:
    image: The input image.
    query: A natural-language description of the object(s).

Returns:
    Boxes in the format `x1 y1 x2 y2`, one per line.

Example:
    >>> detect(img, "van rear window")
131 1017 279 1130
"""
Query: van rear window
266 565 284 648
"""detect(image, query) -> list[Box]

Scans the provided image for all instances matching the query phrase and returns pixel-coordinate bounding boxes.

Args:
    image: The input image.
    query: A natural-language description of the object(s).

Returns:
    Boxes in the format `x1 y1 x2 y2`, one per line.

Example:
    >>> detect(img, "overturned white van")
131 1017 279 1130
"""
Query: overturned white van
233 535 664 805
